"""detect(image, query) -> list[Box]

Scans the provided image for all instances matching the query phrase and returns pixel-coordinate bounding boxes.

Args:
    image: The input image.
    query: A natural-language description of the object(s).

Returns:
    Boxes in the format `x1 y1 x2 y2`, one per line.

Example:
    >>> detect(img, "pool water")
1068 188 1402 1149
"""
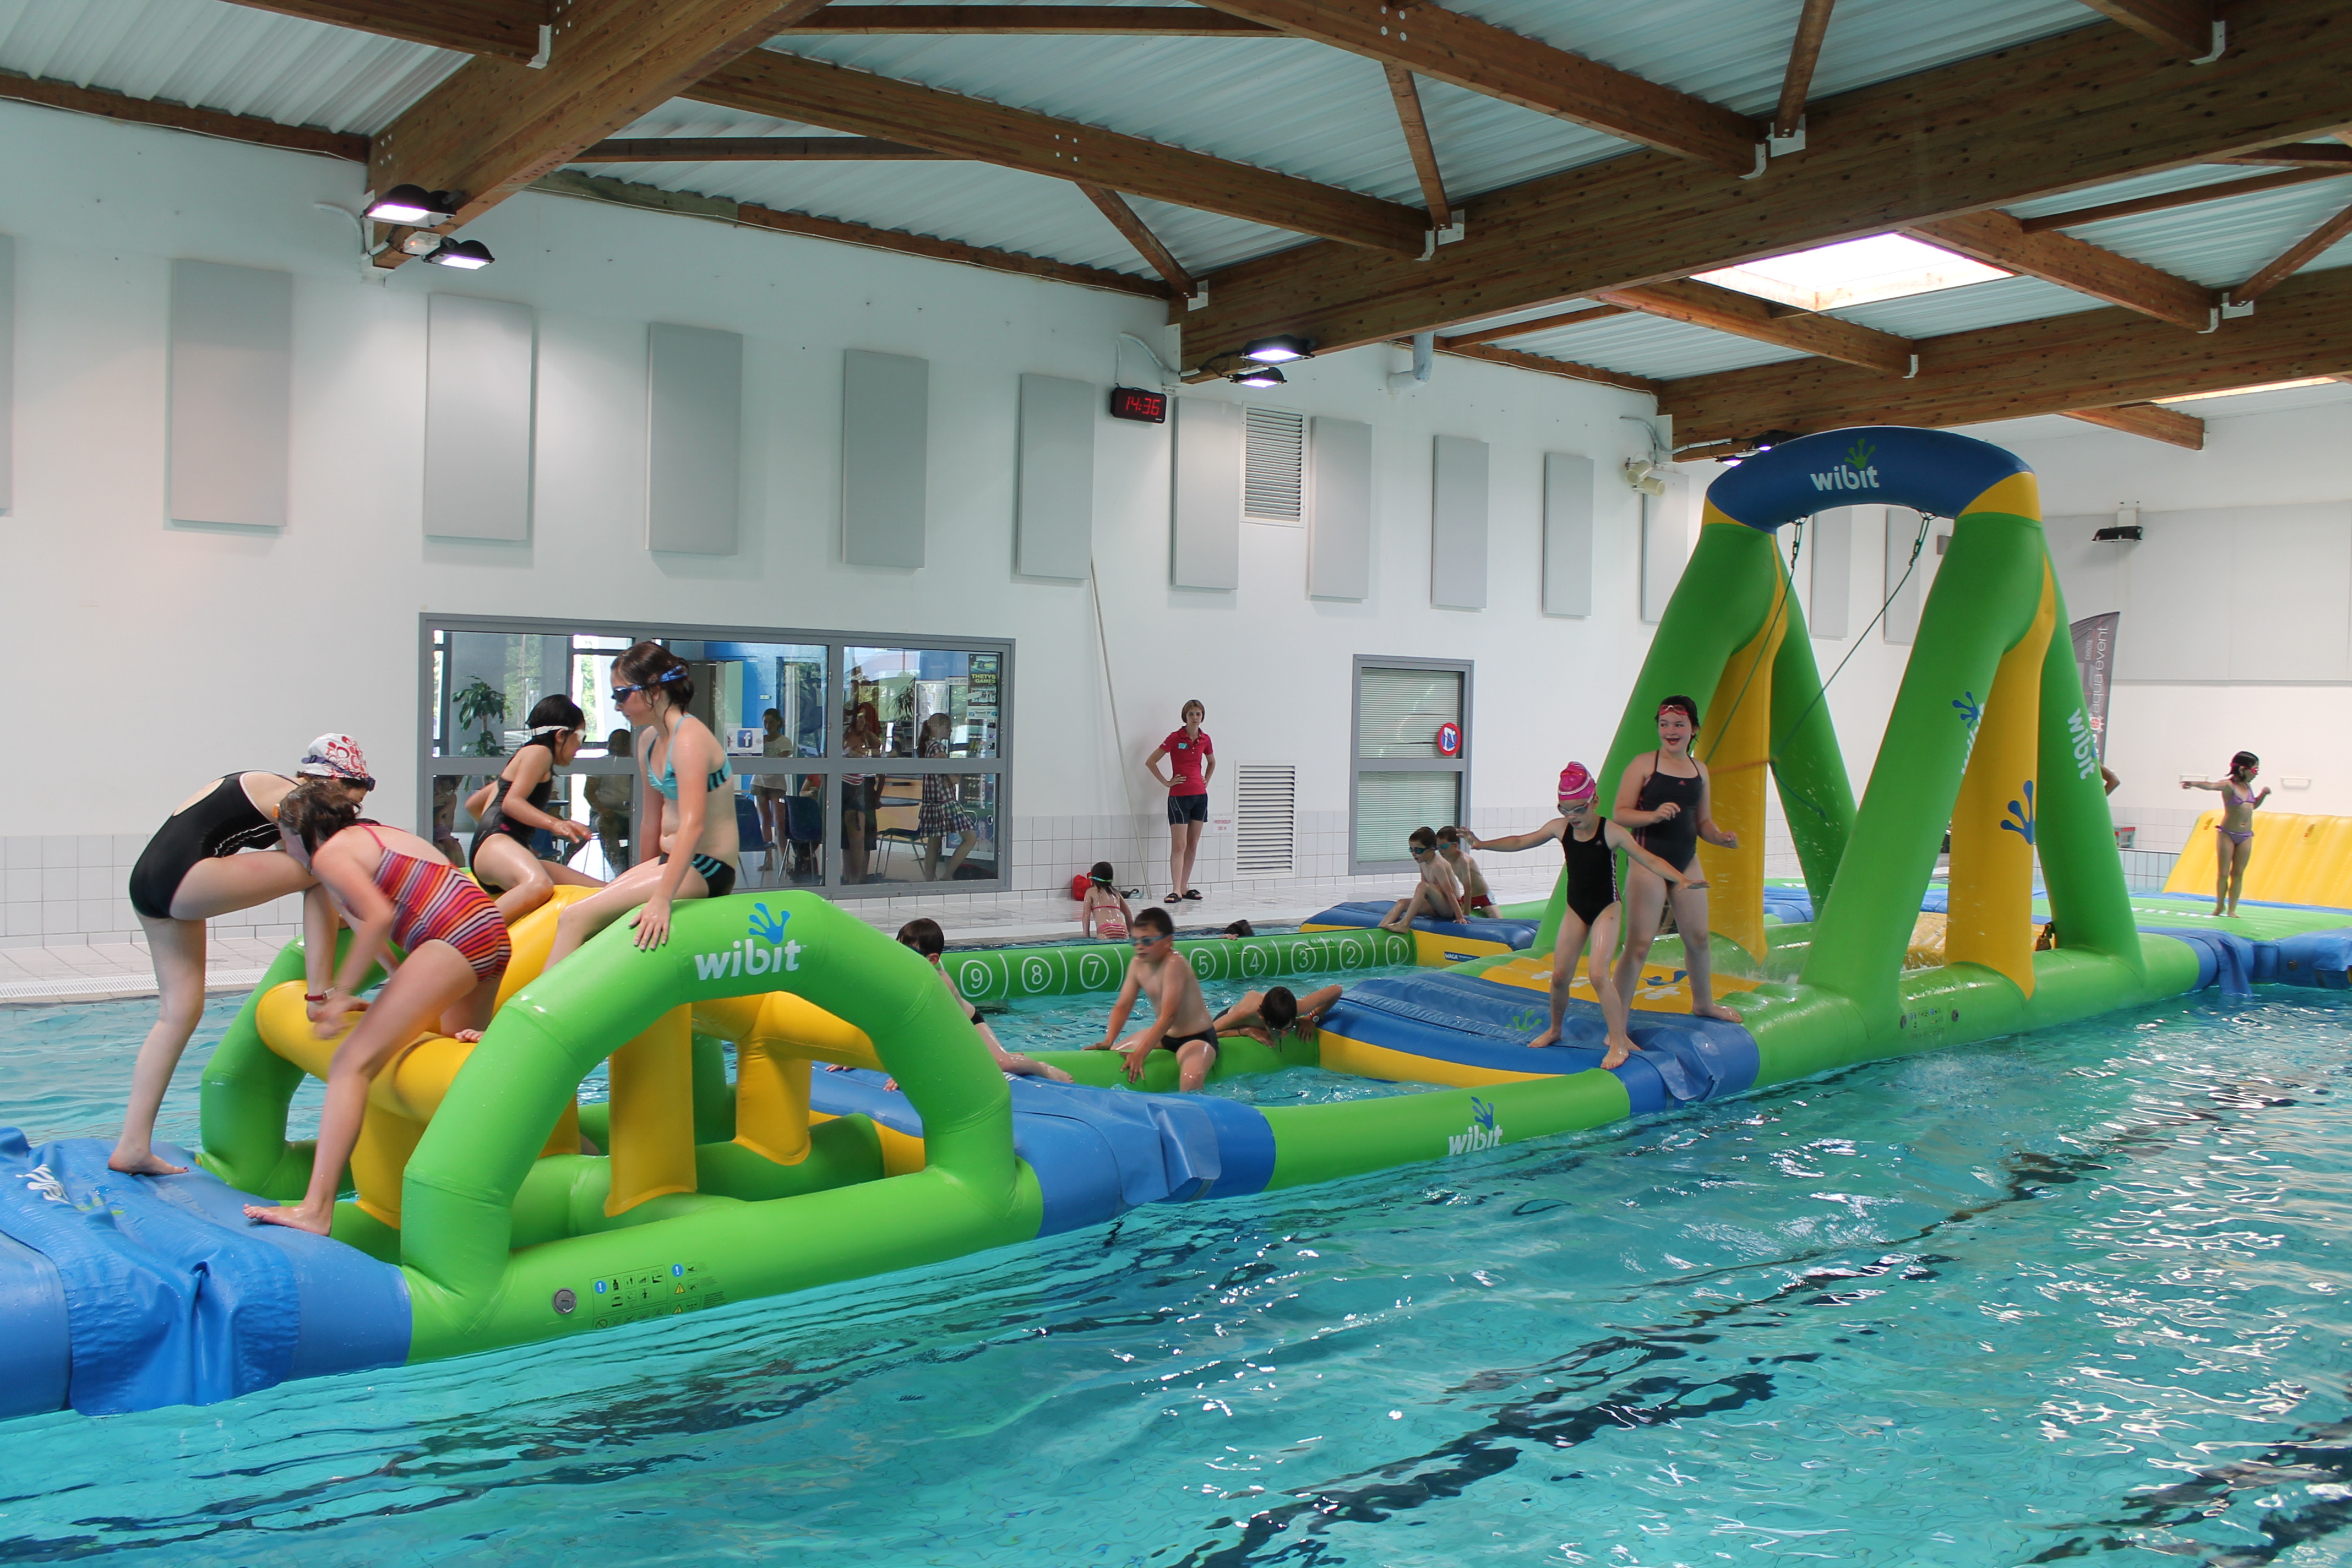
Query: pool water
6 989 2352 1563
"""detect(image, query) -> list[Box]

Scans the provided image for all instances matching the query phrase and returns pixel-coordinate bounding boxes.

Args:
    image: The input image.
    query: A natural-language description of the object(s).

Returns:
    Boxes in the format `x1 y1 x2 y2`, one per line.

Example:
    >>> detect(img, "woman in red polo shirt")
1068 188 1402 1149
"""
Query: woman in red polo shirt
1146 699 1214 902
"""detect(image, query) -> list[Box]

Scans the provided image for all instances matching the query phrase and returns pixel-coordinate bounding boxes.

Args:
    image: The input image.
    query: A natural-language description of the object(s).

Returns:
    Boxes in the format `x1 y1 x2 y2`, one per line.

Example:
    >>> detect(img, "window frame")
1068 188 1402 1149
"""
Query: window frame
417 613 1014 899
1348 654 1474 875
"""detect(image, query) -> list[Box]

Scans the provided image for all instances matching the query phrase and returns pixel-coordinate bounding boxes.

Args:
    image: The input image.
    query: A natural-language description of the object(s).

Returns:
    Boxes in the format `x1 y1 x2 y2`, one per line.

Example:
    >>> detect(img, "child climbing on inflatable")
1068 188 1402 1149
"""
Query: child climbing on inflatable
465 695 605 923
1088 907 1223 1090
1212 983 1341 1046
1436 827 1495 916
243 780 511 1235
1080 862 1133 941
1378 826 1463 932
1610 696 1742 1023
2184 750 2271 917
895 920 1074 1083
1465 764 1699 1067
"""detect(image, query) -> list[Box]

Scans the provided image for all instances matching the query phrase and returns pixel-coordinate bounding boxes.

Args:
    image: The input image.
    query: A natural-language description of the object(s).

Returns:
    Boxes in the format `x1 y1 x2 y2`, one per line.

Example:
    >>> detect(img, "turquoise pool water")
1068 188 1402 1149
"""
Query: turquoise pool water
5 988 2352 1563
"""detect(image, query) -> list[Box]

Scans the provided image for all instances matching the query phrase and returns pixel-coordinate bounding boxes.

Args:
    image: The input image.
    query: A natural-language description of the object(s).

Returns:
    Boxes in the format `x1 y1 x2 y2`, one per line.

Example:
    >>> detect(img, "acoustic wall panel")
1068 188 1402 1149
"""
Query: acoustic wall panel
0 235 13 514
423 293 535 541
168 259 291 529
841 347 928 567
1430 434 1488 609
1884 506 1923 644
1171 396 1240 589
1542 452 1594 616
1809 507 1852 639
1015 372 1093 579
1308 415 1371 600
646 323 743 555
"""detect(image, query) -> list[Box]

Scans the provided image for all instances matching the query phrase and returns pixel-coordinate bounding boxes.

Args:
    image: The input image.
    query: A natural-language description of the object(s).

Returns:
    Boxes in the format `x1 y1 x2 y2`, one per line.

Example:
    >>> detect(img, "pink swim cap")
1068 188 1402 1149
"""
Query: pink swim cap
1556 763 1597 802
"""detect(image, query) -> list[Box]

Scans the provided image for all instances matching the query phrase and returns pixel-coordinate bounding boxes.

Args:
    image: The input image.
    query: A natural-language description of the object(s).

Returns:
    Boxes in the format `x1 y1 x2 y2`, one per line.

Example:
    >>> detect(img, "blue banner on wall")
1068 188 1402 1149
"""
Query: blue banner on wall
2071 611 2119 762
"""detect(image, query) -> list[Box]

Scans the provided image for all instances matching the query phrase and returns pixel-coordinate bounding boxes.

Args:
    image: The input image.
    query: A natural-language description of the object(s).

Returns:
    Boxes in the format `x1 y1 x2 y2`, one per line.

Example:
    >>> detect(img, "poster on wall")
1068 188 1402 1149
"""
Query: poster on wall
2071 612 2119 761
967 654 1000 752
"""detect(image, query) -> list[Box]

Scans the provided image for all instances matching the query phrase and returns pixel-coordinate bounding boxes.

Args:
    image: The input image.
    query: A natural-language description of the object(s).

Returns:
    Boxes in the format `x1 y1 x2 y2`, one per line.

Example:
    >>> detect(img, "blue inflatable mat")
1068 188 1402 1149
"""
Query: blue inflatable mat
809 1072 1276 1237
2142 928 2256 998
1762 886 1816 924
0 1131 409 1418
2270 928 2352 987
1304 901 1537 951
1325 973 1760 1116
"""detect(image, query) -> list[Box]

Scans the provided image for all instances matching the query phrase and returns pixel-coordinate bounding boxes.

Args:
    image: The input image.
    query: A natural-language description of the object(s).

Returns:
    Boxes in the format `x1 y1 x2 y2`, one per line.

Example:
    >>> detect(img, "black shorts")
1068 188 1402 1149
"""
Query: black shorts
1159 1026 1219 1054
1167 792 1208 825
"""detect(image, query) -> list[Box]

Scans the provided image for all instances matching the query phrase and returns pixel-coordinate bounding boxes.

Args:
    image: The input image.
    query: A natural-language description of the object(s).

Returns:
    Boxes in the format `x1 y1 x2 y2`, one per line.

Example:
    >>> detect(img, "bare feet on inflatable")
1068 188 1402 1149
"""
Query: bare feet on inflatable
243 1201 330 1234
1693 1001 1744 1023
453 1028 484 1043
108 1146 187 1177
1526 1026 1560 1050
1599 1036 1635 1070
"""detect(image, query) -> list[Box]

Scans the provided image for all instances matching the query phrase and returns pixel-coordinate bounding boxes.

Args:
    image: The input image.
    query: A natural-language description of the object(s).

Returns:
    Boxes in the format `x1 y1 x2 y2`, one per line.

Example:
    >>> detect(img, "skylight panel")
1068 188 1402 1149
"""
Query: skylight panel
2155 377 2337 404
1695 234 2011 313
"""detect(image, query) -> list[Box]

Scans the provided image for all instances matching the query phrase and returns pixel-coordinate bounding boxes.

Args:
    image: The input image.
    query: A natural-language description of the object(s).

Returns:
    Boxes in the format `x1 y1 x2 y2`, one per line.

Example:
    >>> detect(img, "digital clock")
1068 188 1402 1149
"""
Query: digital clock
1109 385 1168 423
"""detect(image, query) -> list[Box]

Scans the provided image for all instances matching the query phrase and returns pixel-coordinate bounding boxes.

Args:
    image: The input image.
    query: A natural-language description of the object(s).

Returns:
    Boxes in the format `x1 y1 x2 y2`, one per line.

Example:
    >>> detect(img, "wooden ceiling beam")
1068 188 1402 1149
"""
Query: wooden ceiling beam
2214 143 2352 165
1076 182 1195 298
1773 0 1836 141
0 68 365 160
1179 0 2352 372
221 0 549 61
575 135 939 160
1658 265 2352 448
1433 340 1662 396
1439 304 1627 348
688 48 1428 254
1905 210 2214 329
1383 66 1450 232
1593 276 1915 374
1193 0 1760 173
2228 195 2352 304
2073 0 2218 59
783 6 1278 34
367 0 830 267
537 168 1168 298
2062 403 2206 448
2019 167 2351 232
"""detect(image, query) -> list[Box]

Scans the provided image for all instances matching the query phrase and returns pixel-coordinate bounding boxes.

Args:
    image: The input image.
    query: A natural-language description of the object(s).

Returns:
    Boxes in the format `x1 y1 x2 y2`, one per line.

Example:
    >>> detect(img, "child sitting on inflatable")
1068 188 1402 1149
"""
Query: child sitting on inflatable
1087 907 1222 1090
1377 826 1464 933
1436 826 1494 916
1462 763 1697 1068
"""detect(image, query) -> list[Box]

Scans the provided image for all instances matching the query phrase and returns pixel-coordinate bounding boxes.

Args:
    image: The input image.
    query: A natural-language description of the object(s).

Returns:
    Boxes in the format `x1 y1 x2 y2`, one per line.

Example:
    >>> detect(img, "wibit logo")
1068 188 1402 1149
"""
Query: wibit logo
1448 1096 1503 1156
2001 780 2037 846
2066 708 2100 781
695 902 801 981
20 1164 67 1205
1809 435 1881 493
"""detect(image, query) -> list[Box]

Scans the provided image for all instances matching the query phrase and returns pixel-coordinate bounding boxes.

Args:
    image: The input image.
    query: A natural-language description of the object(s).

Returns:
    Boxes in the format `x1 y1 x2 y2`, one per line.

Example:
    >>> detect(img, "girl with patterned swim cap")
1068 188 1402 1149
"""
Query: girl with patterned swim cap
1612 696 1743 1024
1460 762 1697 1068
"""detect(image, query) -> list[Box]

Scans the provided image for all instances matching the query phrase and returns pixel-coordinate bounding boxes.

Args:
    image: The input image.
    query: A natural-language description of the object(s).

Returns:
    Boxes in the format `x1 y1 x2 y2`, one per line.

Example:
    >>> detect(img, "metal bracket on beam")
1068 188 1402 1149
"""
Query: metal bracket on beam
1740 142 1768 180
2220 296 2256 319
1768 116 1806 157
1904 353 1919 379
2191 20 2226 65
529 23 552 68
1185 286 1210 312
1416 217 1466 262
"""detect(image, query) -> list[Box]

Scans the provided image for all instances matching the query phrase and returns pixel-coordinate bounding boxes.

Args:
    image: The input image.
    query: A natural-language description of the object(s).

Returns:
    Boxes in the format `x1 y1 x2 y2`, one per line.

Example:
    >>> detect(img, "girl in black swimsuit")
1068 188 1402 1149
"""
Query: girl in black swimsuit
464 695 607 923
1464 762 1696 1068
1611 696 1743 1023
112 734 373 1177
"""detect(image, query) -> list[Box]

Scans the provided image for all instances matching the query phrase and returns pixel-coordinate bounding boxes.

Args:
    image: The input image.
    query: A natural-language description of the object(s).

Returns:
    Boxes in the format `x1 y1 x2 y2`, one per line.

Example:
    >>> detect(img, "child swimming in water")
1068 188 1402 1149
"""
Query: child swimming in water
2183 750 2270 917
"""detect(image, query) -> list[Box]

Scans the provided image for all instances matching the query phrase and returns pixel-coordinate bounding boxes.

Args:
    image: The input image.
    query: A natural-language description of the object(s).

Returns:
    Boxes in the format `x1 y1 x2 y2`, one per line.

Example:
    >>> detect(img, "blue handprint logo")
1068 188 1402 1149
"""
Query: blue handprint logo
748 902 792 944
1846 435 1877 472
1470 1096 1497 1132
2000 780 2036 846
1952 691 1981 728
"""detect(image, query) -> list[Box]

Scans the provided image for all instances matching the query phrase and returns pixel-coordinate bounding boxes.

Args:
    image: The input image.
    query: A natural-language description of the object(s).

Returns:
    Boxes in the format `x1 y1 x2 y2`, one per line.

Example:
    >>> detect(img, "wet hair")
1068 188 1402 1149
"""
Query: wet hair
1134 906 1174 939
1089 861 1115 885
1436 826 1462 846
1656 694 1701 729
1408 826 1438 852
2230 750 2260 780
895 917 945 957
614 641 693 711
277 777 362 856
1260 986 1299 1035
1223 919 1255 938
1180 699 1206 722
526 694 585 735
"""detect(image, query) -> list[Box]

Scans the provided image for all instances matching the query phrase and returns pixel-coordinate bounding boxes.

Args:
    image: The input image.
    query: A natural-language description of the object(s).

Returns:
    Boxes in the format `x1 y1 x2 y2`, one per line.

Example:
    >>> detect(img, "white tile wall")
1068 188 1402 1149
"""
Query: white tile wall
0 834 304 950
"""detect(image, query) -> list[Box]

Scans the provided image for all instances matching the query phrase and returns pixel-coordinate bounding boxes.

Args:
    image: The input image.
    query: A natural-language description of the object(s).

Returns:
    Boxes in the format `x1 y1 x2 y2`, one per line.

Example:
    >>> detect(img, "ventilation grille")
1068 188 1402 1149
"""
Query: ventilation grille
1243 406 1305 524
1234 763 1297 877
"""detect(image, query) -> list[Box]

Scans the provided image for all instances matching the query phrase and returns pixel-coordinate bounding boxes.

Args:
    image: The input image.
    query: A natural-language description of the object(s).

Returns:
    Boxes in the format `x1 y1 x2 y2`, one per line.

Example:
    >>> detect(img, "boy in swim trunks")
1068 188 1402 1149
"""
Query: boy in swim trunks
1436 826 1495 916
1378 826 1463 932
1087 906 1222 1090
1212 983 1342 1046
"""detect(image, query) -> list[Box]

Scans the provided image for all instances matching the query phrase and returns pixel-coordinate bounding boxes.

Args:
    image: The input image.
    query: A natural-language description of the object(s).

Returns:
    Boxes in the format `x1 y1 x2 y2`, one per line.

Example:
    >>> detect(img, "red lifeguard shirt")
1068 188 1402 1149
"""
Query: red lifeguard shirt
1162 728 1213 795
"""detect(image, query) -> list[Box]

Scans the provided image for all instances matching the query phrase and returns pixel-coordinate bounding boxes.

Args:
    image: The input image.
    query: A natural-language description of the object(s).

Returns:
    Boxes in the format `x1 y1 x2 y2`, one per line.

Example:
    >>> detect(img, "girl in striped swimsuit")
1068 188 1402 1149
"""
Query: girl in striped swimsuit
243 781 511 1236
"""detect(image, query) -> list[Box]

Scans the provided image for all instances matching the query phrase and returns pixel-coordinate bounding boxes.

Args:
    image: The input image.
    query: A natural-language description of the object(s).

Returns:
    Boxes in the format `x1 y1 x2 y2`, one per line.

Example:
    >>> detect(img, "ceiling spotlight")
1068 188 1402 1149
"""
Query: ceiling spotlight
365 183 460 225
1623 458 1667 497
1240 334 1315 364
1752 428 1804 451
421 238 495 270
1231 364 1287 389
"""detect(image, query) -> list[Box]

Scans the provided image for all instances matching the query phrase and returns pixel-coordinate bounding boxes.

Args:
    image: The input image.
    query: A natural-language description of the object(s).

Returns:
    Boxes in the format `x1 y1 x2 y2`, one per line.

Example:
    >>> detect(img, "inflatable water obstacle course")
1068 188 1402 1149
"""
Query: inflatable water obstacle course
10 426 2352 1420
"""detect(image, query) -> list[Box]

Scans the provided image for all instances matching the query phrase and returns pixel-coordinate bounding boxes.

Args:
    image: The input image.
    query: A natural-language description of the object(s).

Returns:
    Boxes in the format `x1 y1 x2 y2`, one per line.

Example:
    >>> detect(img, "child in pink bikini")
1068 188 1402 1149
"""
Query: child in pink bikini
1080 862 1134 940
2183 750 2270 917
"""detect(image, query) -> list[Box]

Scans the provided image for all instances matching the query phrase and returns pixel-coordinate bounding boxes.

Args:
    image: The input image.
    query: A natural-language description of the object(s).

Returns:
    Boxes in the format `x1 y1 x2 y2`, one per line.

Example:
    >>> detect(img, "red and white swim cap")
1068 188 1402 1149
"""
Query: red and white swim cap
1556 763 1597 802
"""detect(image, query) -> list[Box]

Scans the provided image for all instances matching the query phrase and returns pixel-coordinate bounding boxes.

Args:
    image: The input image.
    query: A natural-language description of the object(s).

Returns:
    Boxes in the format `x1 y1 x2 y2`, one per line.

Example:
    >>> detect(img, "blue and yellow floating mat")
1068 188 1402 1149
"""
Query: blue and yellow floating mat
1300 901 1538 965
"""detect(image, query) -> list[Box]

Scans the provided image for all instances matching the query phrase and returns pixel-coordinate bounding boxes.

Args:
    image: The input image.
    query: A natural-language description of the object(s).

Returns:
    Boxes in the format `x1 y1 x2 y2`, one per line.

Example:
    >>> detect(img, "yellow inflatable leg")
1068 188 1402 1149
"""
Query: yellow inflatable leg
606 1005 699 1216
734 1042 813 1166
350 1107 423 1228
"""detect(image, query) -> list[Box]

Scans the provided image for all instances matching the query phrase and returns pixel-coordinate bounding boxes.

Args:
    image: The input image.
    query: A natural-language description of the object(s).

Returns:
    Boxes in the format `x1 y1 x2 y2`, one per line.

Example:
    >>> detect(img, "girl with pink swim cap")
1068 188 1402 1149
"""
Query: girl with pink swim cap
1460 761 1698 1068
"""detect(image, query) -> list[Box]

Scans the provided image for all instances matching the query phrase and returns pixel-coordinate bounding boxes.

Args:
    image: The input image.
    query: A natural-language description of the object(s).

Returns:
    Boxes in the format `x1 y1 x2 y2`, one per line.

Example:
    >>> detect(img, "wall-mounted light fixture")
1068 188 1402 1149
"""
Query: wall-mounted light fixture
1240 334 1314 364
365 184 461 225
420 238 495 270
1231 364 1286 388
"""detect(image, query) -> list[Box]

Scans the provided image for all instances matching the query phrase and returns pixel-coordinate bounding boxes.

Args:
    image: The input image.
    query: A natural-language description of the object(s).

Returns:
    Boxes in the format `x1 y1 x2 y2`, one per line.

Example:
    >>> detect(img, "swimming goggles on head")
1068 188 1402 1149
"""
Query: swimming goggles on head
612 667 689 699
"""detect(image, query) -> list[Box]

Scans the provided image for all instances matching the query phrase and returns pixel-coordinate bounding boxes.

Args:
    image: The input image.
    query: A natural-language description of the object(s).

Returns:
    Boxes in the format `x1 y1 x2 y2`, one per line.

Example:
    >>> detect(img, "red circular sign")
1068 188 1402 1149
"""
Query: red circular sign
1436 721 1462 758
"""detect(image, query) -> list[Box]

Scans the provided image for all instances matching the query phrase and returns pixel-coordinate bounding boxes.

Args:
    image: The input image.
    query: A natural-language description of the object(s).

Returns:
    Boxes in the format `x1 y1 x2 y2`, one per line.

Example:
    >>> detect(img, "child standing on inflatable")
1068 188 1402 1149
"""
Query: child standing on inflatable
546 643 741 965
1611 696 1743 1023
1463 764 1699 1067
1146 700 1214 902
465 695 605 923
2184 751 2271 917
1088 907 1223 1090
111 735 374 1177
244 781 511 1234
1080 861 1133 940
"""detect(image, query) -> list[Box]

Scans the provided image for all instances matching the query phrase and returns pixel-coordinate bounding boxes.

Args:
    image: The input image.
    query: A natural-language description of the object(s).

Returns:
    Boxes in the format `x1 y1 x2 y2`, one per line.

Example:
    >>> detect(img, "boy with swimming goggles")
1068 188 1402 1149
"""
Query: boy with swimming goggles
1087 907 1223 1091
